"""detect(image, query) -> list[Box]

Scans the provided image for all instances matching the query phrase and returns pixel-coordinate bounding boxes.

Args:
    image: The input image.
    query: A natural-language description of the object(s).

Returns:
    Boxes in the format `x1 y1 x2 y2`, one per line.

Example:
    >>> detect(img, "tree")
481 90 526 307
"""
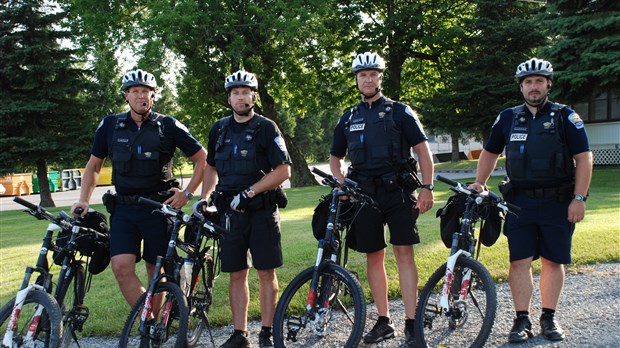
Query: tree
539 0 620 102
0 0 97 206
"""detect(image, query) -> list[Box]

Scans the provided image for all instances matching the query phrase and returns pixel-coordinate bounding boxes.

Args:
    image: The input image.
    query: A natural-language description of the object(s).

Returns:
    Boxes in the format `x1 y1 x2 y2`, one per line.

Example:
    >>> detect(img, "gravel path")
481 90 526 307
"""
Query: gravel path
75 262 619 347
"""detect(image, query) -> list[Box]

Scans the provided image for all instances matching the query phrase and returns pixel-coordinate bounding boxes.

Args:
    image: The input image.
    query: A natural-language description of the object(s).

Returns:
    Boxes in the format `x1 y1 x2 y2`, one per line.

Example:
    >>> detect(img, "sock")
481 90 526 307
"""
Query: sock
261 326 272 334
234 329 247 336
542 308 556 317
405 318 415 331
516 311 529 318
378 316 391 324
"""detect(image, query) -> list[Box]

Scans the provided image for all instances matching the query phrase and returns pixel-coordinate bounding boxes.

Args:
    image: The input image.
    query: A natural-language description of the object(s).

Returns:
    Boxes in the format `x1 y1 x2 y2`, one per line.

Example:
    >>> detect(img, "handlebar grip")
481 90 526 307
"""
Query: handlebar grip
207 221 228 235
138 196 164 209
73 207 84 216
13 196 39 211
436 175 458 187
311 166 331 179
506 201 521 212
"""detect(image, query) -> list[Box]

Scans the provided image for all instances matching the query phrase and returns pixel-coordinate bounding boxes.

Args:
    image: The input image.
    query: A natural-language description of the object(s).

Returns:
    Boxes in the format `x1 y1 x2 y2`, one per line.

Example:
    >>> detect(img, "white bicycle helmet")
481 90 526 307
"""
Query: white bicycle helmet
515 58 553 79
121 69 157 91
224 70 258 92
351 52 385 73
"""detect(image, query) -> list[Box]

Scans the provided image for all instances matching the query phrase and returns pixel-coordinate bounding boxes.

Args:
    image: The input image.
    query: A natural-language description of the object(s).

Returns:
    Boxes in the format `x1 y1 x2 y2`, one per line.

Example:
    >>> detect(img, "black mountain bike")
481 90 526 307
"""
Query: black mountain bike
1 197 109 348
415 175 520 348
273 167 375 348
118 197 226 348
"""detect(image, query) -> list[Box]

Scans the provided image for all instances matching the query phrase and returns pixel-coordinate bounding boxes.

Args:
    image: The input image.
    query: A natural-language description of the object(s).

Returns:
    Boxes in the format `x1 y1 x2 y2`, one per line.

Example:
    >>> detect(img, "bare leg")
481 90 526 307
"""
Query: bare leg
509 257 534 312
393 245 418 319
367 249 389 317
540 257 564 310
257 269 278 327
111 253 144 307
229 269 250 331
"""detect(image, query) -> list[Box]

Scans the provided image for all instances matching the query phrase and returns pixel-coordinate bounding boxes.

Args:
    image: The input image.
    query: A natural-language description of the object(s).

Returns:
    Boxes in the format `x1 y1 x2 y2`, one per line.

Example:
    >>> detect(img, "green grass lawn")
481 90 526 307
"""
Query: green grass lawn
1 166 618 337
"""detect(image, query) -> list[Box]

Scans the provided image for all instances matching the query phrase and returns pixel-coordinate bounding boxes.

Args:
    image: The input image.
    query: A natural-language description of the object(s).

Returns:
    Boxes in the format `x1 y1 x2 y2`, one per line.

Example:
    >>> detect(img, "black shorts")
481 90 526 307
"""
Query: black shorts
109 205 170 264
351 187 420 253
219 206 283 272
504 194 575 264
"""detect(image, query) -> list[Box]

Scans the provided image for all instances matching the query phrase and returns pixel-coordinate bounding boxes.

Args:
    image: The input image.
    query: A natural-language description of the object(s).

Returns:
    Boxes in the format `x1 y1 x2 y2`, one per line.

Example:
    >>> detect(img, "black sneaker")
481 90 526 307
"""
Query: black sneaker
540 314 565 341
404 319 415 346
508 316 533 343
220 331 252 348
258 331 274 347
363 318 395 343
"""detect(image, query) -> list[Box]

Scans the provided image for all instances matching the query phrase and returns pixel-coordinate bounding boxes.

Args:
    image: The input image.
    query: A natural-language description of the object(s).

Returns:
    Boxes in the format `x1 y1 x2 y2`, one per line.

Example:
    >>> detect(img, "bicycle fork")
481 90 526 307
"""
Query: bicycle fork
440 250 472 312
2 284 48 347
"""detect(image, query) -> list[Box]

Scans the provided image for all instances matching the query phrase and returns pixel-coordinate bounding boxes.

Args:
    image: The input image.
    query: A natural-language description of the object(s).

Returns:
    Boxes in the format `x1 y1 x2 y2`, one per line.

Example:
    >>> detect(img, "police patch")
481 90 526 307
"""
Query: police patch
274 135 288 153
568 112 584 129
492 114 501 128
510 133 527 141
404 105 419 120
350 123 365 132
175 119 190 133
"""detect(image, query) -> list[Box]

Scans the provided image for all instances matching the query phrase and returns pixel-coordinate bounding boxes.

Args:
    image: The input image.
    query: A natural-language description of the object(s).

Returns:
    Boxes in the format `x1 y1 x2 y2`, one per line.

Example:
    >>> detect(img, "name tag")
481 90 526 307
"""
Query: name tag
117 138 129 143
510 133 527 141
350 123 365 132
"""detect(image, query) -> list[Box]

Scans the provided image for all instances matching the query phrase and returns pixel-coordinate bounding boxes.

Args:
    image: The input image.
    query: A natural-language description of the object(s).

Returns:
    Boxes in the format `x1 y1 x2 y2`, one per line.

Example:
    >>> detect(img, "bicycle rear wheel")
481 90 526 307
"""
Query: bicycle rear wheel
273 263 366 348
119 282 189 348
0 289 62 347
186 255 214 347
56 261 87 348
415 256 497 348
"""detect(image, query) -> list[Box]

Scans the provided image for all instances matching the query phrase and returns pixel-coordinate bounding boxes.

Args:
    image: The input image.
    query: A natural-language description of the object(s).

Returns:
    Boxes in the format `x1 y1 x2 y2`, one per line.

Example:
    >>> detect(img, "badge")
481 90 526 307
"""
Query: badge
378 112 385 118
274 135 288 153
350 123 365 132
510 133 527 141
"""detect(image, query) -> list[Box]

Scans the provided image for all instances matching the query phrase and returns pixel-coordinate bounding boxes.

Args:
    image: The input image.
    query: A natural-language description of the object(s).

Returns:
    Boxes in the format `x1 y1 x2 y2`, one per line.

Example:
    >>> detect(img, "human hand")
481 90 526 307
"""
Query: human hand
468 182 487 193
192 198 208 214
416 189 434 214
230 189 252 212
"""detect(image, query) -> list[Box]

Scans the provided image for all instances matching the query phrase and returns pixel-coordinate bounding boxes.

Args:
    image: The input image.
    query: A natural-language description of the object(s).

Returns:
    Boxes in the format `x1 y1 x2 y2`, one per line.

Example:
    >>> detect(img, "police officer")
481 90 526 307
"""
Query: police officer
469 58 593 343
330 52 435 345
72 69 207 308
198 70 291 348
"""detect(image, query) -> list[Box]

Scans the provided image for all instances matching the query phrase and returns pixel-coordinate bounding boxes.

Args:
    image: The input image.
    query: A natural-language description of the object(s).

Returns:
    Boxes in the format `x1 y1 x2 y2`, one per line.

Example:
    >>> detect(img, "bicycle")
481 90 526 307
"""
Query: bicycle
272 167 376 348
1 196 109 348
414 175 520 347
118 197 226 348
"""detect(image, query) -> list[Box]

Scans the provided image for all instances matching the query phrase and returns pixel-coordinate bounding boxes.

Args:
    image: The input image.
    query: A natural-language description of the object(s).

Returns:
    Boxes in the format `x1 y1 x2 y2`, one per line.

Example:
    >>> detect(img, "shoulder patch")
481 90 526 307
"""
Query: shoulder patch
567 112 584 129
175 119 190 133
96 119 104 131
492 114 501 128
274 135 288 153
404 105 419 120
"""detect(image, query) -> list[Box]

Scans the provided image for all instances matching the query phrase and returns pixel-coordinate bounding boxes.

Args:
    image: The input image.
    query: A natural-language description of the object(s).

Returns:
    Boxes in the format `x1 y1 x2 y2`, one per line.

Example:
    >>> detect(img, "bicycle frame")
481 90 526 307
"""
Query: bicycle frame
2 284 48 347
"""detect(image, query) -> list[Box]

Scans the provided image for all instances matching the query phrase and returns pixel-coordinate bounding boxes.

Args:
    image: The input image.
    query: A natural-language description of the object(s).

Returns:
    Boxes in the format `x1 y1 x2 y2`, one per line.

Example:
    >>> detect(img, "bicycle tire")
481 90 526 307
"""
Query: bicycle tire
0 289 63 347
118 282 189 348
56 261 87 348
415 256 497 348
273 263 366 348
186 255 214 347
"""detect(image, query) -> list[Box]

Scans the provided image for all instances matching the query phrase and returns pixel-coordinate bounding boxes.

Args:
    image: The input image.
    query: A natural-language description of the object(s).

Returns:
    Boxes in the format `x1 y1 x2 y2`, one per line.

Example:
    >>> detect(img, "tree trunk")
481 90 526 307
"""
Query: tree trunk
451 131 461 162
36 159 55 207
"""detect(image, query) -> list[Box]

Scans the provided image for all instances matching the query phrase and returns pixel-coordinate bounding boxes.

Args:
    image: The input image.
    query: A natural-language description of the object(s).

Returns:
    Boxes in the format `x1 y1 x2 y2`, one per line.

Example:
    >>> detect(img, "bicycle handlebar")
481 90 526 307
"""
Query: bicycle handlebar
311 167 377 207
436 175 521 213
137 196 227 236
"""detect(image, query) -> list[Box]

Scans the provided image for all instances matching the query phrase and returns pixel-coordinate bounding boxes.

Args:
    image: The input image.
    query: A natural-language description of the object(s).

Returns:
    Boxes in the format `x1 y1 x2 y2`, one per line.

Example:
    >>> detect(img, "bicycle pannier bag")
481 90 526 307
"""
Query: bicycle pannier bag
54 211 110 274
437 193 467 248
311 192 357 250
479 204 505 247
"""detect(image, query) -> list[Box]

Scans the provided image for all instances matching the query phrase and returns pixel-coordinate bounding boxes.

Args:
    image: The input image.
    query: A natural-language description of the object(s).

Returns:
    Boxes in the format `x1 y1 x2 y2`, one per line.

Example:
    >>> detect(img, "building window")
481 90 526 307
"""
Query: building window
572 91 620 123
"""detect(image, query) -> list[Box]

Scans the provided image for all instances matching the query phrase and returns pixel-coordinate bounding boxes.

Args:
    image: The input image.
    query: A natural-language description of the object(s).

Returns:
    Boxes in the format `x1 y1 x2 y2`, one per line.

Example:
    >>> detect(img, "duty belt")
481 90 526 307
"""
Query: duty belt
514 187 564 199
113 194 168 205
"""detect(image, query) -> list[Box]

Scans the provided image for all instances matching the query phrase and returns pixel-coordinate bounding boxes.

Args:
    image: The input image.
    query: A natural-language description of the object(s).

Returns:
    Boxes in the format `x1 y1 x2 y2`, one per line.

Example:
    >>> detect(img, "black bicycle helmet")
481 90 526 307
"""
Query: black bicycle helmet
351 52 385 73
515 58 553 80
121 69 157 91
224 70 258 92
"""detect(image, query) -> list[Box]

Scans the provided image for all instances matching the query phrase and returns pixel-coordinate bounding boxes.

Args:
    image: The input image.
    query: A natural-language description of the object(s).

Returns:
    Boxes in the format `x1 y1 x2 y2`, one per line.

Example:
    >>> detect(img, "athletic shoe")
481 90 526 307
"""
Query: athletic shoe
220 331 252 348
540 314 565 341
258 331 274 347
363 317 395 343
508 315 533 343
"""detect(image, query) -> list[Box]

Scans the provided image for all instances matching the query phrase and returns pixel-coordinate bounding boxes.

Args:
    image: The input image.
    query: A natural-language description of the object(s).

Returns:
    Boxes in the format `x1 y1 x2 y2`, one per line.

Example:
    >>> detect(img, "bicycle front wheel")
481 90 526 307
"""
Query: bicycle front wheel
186 255 214 347
119 282 189 348
415 256 497 348
273 263 366 348
56 261 87 348
0 289 62 347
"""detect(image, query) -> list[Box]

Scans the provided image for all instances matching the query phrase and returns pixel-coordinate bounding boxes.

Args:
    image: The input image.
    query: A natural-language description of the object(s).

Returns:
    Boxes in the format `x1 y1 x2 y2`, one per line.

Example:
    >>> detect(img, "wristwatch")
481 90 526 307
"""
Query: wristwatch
573 194 587 202
420 184 434 191
183 189 194 200
245 188 256 198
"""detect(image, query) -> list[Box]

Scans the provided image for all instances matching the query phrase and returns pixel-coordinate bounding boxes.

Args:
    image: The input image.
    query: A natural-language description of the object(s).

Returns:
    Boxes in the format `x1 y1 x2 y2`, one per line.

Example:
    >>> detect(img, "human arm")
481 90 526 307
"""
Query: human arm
329 155 347 183
165 147 207 209
72 155 104 216
412 141 434 214
568 151 593 223
469 150 502 193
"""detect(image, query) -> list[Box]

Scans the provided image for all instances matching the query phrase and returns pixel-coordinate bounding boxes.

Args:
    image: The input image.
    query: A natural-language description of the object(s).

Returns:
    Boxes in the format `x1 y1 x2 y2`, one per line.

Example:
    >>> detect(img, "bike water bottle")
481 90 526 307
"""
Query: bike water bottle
181 258 193 294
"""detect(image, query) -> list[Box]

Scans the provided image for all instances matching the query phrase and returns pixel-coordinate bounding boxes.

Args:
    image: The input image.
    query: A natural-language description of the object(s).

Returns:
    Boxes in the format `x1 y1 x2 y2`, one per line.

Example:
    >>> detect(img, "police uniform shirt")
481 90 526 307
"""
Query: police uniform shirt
206 115 292 173
331 96 428 176
91 112 203 194
484 101 590 157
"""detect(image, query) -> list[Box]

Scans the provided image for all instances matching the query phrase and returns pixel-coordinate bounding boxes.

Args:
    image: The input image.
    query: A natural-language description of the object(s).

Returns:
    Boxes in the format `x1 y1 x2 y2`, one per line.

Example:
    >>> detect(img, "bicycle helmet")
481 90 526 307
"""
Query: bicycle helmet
515 58 553 80
224 70 258 92
351 52 385 73
121 69 157 91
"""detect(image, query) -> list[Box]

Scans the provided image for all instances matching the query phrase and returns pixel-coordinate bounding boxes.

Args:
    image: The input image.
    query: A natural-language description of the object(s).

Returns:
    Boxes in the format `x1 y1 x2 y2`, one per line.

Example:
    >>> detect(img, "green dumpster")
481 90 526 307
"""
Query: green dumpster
32 171 59 193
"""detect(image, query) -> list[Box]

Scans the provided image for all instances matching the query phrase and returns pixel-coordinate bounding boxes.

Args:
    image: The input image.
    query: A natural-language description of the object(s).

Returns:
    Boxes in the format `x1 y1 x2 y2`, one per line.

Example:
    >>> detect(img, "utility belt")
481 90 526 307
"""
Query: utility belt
514 184 573 203
211 187 287 213
348 170 419 194
102 191 172 214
